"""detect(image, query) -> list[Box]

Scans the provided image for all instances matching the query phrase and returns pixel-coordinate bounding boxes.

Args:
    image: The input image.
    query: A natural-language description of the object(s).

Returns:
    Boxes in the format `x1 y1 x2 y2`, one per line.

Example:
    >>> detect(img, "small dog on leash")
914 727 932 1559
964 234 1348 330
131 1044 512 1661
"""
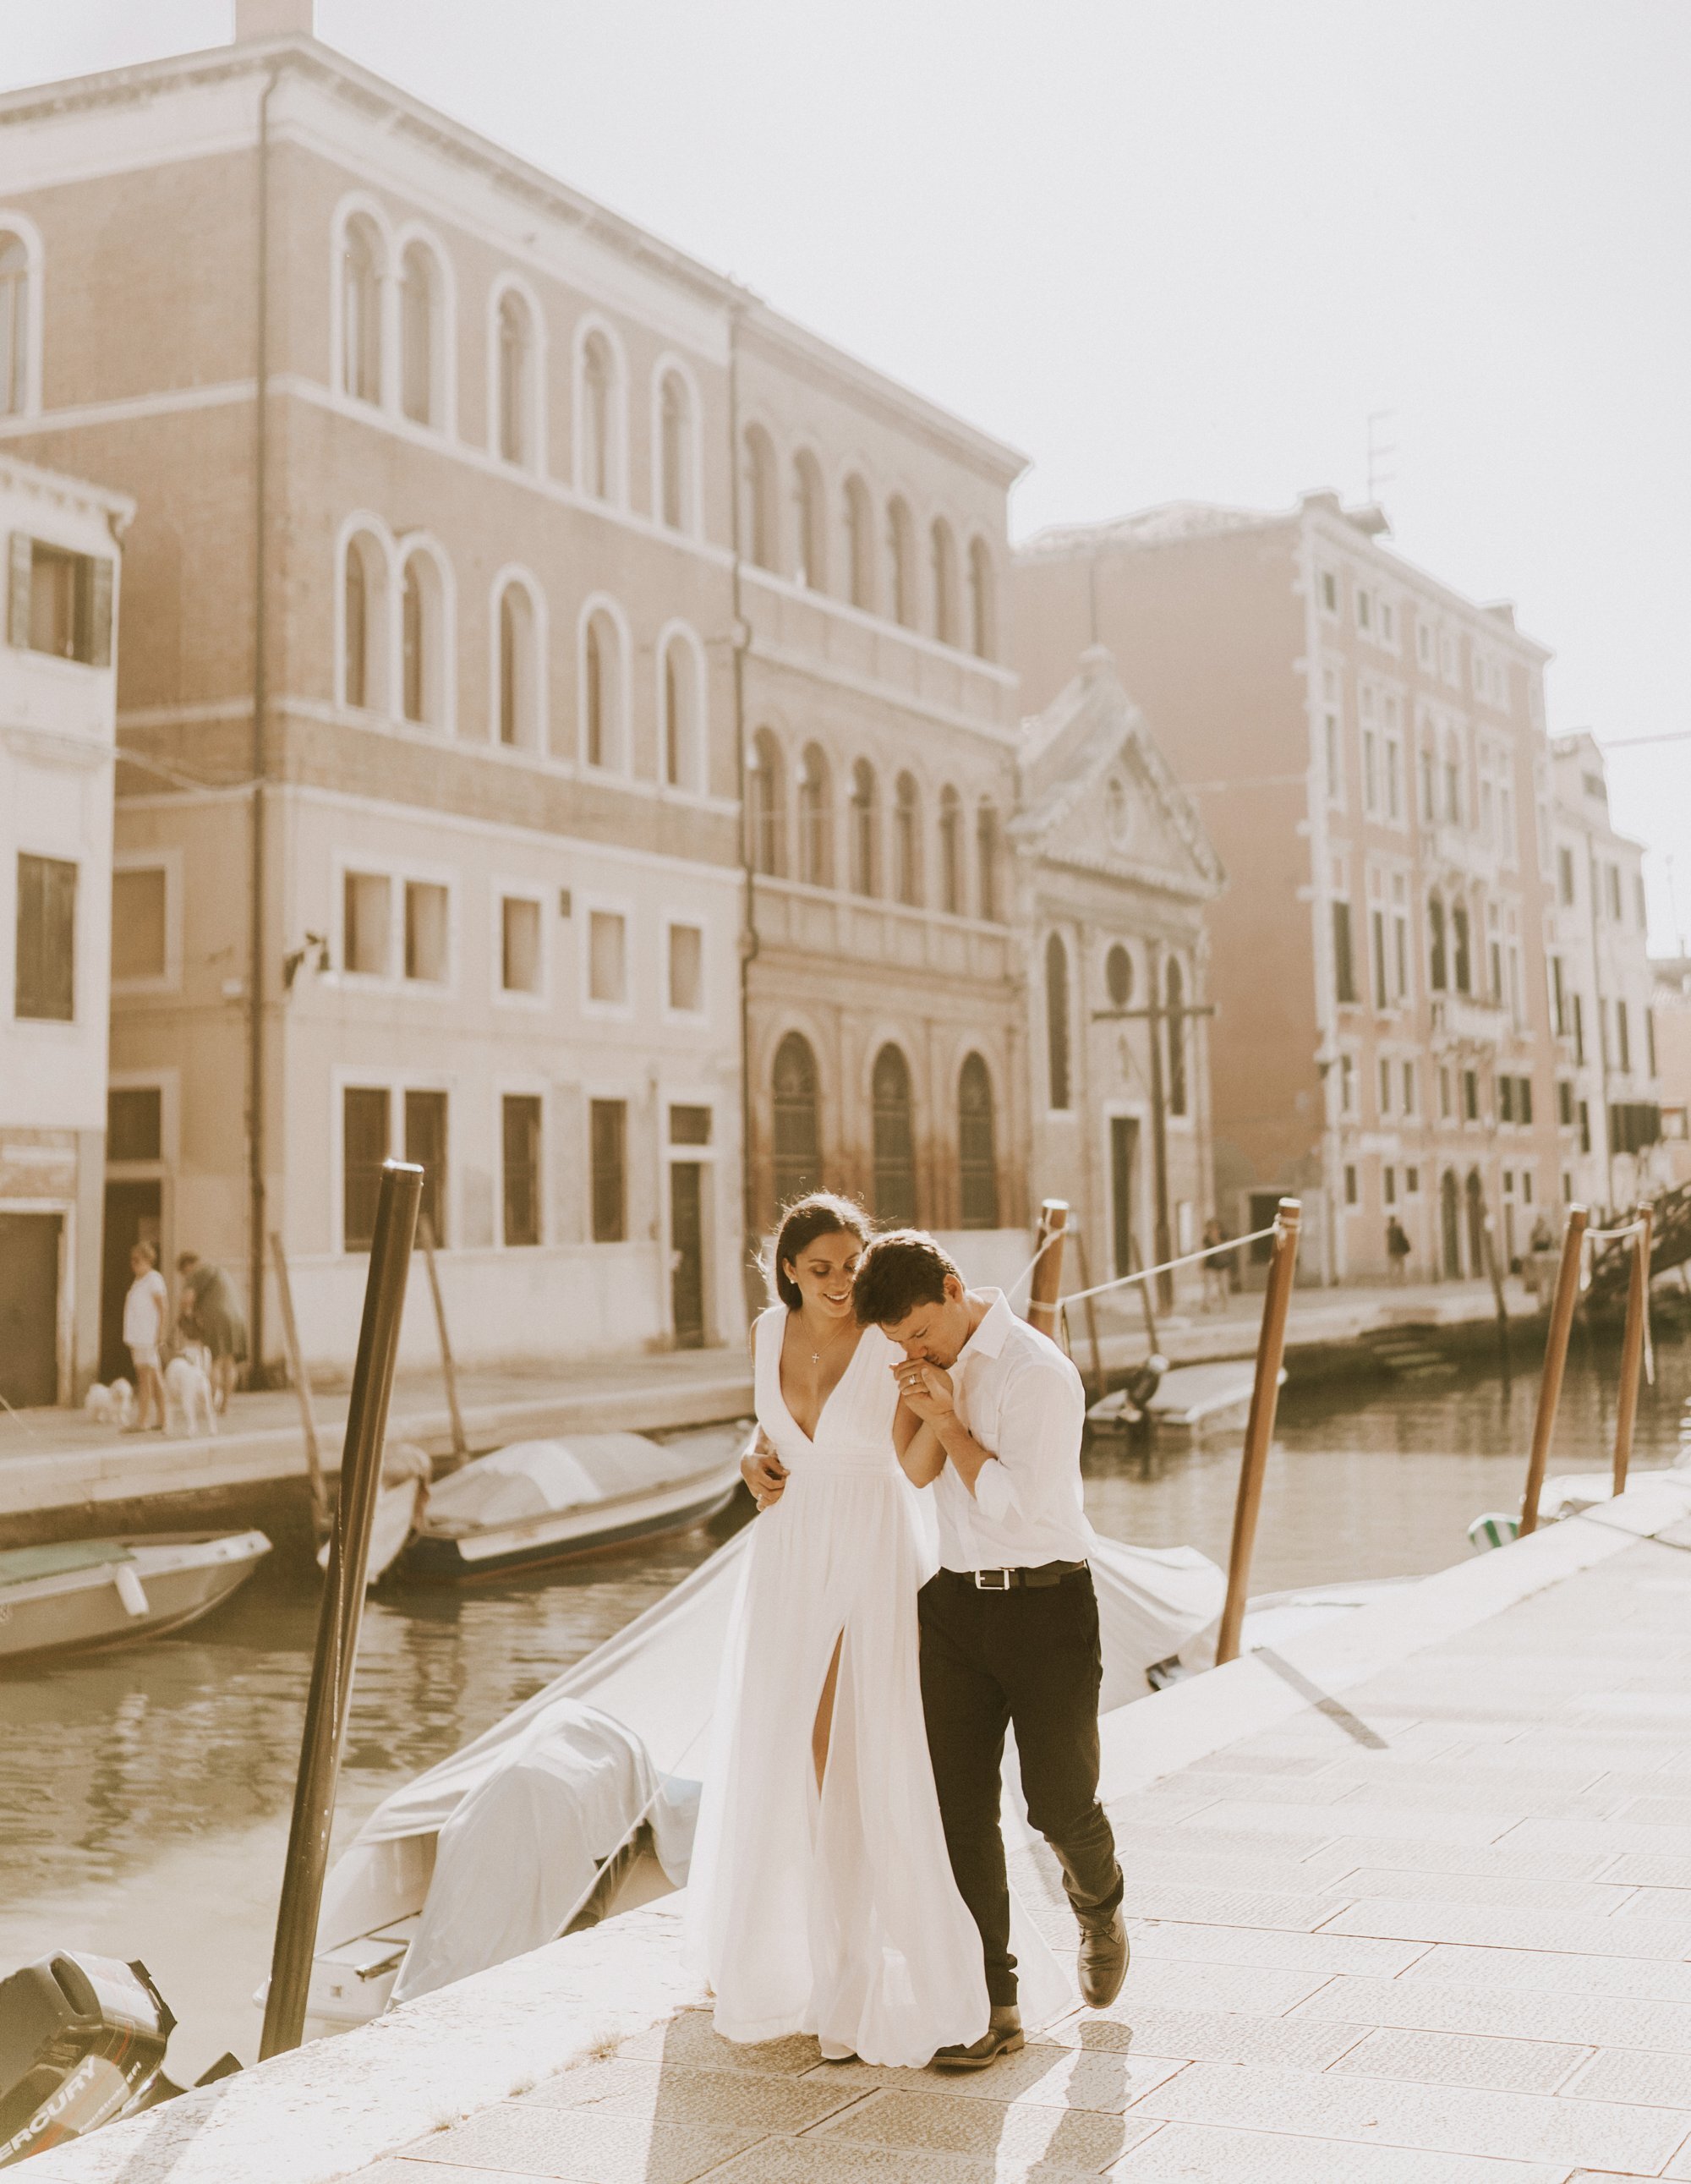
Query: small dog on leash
163 1350 216 1437
87 1379 136 1428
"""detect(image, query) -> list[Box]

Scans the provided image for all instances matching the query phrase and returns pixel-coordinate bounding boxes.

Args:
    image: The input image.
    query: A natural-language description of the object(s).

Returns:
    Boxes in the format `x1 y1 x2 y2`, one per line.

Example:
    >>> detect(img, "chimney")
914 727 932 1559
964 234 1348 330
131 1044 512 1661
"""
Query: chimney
233 0 315 41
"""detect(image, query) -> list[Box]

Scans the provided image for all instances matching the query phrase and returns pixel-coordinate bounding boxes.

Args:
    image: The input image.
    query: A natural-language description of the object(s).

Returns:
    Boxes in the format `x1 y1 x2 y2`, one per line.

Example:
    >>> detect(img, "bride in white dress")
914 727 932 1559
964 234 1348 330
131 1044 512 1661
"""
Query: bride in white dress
686 1193 991 2066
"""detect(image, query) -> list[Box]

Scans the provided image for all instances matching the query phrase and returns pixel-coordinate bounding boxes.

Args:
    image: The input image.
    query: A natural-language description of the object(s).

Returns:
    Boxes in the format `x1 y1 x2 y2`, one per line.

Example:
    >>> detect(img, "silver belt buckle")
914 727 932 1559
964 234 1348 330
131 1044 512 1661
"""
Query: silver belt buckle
973 1568 1011 1591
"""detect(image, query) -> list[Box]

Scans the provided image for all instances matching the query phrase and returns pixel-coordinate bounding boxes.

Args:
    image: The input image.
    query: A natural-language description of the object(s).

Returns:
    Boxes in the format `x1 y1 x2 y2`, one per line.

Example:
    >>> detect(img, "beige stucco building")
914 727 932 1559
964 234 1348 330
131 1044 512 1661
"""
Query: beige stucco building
0 452 131 1404
1014 494 1567 1285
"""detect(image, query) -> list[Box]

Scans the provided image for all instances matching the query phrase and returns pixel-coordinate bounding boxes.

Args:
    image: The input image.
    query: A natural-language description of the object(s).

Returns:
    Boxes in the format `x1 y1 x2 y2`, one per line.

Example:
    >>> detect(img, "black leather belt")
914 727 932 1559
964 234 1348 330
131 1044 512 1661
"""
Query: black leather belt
962 1559 1088 1591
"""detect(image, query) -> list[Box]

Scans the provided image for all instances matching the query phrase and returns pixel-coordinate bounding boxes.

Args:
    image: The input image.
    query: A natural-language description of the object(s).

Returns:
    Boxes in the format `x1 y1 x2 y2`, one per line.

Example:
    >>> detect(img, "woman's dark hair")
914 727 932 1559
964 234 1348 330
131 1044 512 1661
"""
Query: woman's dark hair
852 1230 960 1327
771 1192 872 1310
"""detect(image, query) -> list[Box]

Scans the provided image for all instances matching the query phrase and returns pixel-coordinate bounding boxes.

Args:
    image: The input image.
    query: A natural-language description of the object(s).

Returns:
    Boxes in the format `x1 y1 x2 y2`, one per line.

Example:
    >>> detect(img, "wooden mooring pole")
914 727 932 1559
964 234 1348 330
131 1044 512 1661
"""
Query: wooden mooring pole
1518 1204 1590 1537
1215 1198 1301 1667
261 1160 421 2060
270 1231 330 1543
1069 1225 1108 1404
419 1211 468 1467
1611 1202 1655 1497
1026 1200 1069 1340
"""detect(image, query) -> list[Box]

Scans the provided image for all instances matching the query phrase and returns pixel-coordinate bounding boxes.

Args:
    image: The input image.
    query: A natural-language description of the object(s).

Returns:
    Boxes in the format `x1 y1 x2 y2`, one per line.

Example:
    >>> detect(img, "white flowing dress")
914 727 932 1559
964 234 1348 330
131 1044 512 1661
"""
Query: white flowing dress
687 1304 991 2065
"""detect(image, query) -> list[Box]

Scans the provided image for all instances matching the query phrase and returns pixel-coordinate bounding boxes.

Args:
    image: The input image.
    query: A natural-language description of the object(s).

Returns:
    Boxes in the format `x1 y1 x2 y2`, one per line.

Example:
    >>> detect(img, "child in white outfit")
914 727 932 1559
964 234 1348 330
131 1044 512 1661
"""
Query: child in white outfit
123 1241 168 1431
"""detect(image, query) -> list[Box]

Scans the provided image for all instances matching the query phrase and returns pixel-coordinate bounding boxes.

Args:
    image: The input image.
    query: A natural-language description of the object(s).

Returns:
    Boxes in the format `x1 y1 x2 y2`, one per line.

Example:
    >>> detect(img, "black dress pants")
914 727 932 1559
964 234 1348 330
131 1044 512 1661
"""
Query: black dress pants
918 1566 1124 2008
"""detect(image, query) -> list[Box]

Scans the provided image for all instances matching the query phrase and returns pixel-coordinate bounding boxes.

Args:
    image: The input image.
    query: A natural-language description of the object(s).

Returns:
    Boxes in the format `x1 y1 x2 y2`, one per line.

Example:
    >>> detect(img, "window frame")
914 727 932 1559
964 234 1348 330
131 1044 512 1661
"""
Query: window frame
491 879 548 1010
581 893 634 1020
109 847 183 996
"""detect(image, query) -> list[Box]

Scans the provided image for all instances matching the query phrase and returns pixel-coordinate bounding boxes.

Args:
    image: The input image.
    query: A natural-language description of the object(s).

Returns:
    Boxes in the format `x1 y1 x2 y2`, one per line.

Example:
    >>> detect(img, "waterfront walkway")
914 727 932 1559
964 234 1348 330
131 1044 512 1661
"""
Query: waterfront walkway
34 1470 1691 2184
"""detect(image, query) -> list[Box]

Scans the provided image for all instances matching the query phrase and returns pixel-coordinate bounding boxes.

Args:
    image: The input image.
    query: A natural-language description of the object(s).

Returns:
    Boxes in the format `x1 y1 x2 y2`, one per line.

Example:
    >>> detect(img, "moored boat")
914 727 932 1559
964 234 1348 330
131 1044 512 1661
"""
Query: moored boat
399 1426 747 1579
0 1532 271 1666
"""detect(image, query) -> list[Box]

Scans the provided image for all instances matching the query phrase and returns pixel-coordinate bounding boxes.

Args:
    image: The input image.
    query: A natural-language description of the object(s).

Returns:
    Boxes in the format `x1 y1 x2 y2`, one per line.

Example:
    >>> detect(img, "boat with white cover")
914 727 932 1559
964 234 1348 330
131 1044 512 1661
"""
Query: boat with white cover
399 1426 747 1579
0 1532 271 1666
302 1523 1229 2028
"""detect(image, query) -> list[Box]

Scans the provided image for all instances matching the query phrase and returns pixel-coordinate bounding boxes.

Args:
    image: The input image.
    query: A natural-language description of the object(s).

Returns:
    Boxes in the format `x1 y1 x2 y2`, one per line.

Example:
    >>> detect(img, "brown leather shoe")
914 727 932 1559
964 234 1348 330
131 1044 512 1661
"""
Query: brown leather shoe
933 2006 1024 2071
1077 1906 1129 2007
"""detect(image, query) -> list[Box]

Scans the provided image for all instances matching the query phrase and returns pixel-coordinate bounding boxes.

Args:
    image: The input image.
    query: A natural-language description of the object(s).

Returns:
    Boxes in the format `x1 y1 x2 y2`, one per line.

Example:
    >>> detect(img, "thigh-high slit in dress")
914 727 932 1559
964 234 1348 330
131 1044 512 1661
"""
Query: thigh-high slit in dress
686 1303 991 2066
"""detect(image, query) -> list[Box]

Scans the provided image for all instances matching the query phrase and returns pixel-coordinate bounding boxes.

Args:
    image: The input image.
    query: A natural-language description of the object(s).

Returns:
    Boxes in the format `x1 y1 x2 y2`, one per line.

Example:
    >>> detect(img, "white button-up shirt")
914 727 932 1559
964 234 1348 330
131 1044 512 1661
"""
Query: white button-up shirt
932 1289 1093 1573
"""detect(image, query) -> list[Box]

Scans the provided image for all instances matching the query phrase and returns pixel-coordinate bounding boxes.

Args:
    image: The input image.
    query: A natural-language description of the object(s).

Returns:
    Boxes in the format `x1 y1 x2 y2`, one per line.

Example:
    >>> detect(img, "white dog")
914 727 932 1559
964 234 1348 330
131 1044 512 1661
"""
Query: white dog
87 1379 135 1428
163 1352 216 1438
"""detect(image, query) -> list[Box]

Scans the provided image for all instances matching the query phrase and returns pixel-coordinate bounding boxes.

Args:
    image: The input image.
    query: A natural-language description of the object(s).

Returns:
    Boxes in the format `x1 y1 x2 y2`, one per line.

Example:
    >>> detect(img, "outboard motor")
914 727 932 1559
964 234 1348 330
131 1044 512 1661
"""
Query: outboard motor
0 1953 173 2167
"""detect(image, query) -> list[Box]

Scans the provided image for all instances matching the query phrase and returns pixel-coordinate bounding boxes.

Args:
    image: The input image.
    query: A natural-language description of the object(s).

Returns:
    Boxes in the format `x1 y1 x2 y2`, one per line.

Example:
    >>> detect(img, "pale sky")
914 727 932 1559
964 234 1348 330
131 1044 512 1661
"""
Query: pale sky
9 1 1690 950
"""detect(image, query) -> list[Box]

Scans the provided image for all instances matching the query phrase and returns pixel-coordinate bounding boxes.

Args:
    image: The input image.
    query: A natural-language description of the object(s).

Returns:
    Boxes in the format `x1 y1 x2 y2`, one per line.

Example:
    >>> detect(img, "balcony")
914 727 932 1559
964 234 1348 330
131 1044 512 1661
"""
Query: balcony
1430 992 1510 1049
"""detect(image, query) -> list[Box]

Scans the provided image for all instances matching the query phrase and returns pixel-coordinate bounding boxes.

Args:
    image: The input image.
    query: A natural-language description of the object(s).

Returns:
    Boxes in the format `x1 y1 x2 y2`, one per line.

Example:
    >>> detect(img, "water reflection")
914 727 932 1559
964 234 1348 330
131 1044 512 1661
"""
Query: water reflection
1 1326 1684 2072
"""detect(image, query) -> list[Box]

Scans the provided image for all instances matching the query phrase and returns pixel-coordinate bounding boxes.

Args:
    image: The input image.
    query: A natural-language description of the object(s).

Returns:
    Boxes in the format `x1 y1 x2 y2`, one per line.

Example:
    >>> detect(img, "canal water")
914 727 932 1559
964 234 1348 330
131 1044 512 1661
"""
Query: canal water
3 1322 1688 2079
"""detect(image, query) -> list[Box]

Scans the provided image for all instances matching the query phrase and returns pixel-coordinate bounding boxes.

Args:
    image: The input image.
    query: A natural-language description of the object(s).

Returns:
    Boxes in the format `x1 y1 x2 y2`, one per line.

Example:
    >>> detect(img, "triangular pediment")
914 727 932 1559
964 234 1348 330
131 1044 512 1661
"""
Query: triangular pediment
1010 647 1223 899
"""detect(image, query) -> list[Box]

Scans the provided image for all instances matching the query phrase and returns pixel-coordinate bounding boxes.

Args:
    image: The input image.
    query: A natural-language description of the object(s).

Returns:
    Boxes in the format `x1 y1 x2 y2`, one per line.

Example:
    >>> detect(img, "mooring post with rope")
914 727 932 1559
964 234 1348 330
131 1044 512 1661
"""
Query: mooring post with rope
261 1159 421 2059
1518 1203 1590 1538
1026 1200 1069 1338
1214 1198 1302 1667
1612 1201 1655 1497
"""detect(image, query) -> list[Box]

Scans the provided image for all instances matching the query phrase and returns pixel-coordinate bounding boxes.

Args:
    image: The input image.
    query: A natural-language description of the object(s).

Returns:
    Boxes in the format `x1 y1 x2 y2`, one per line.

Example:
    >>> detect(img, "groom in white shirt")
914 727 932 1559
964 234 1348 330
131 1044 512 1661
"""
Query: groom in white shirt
852 1229 1128 2069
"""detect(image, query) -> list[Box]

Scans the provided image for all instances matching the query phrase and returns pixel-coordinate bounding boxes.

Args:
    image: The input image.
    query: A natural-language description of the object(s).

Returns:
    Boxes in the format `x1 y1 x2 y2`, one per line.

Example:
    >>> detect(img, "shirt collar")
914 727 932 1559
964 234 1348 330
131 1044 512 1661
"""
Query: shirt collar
955 1289 1013 1372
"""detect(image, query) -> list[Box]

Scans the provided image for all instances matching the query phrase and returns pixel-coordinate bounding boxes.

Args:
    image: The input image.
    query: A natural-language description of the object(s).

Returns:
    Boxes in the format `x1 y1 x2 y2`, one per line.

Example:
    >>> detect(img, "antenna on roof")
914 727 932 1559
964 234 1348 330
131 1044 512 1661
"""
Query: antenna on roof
1365 409 1396 507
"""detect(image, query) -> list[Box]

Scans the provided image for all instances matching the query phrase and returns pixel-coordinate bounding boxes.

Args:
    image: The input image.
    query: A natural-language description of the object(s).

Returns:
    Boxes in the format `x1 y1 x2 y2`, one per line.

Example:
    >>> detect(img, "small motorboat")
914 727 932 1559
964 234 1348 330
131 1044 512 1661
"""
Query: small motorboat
1089 1360 1283 1437
399 1425 747 1579
0 1532 271 1666
318 1442 433 1585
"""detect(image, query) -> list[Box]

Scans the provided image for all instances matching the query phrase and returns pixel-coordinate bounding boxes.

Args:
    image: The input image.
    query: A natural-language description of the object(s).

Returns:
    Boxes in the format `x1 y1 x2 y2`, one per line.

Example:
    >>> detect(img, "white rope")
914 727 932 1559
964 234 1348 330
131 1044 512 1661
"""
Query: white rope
1585 1220 1650 1244
1002 1224 1067 1308
1059 1223 1280 1308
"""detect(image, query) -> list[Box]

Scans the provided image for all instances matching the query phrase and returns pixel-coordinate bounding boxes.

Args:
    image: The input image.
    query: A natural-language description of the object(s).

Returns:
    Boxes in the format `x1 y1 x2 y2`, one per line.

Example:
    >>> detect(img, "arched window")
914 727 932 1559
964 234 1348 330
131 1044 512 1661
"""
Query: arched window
893 771 921 906
1428 893 1447 991
399 242 441 427
958 1054 999 1229
495 580 538 749
1166 955 1188 1116
886 496 917 627
977 799 1001 922
1105 943 1133 1010
843 474 874 610
1 230 32 417
497 289 535 466
797 742 832 886
747 729 785 875
930 518 959 647
793 451 826 589
658 369 692 532
581 330 616 500
744 425 779 572
1045 932 1071 1110
659 631 703 790
399 549 445 729
772 1031 821 1208
582 607 624 769
340 529 386 712
849 758 878 897
968 537 995 660
341 214 382 404
872 1044 917 1223
939 785 963 915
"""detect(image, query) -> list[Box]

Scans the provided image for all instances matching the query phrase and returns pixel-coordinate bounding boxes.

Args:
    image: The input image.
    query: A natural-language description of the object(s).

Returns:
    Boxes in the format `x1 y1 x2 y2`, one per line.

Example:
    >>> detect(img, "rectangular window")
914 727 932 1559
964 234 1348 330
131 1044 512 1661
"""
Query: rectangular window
1499 1076 1515 1124
1417 623 1433 668
1523 1169 1534 1205
1356 590 1371 632
1635 873 1648 929
111 868 167 983
667 922 703 1014
501 1092 542 1246
342 1086 389 1251
1463 1068 1479 1123
590 1097 627 1242
1617 999 1631 1073
1519 1075 1534 1125
1557 1080 1574 1126
501 895 541 994
404 880 448 983
1551 955 1566 1036
1572 992 1585 1065
1402 1060 1416 1115
1371 908 1388 1008
1378 1057 1392 1115
1606 864 1623 921
1420 745 1436 824
670 1104 712 1146
1339 1054 1355 1114
404 1088 448 1245
14 851 76 1021
1321 570 1338 615
588 909 627 1005
1557 846 1575 906
1406 1164 1420 1195
1361 730 1379 815
1385 736 1403 821
107 1086 161 1162
1332 899 1356 1004
1379 599 1395 644
343 870 391 976
1578 1098 1591 1154
1393 912 1409 1000
1344 1163 1359 1206
1324 711 1343 802
1439 1066 1453 1120
8 535 114 665
1384 1164 1397 1205
1647 1008 1658 1077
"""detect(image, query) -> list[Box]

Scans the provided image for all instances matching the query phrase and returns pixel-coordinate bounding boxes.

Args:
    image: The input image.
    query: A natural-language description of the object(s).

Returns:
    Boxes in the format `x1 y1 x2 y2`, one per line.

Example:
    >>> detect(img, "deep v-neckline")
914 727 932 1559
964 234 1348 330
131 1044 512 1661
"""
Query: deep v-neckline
774 1311 869 1448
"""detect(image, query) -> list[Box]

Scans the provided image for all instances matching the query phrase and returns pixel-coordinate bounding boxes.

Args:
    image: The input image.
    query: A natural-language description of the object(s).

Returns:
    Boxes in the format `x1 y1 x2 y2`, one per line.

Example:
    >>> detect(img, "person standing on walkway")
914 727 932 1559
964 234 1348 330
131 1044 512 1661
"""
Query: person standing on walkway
122 1240 168 1432
853 1230 1129 2070
176 1252 248 1413
1200 1217 1232 1311
1385 1215 1412 1285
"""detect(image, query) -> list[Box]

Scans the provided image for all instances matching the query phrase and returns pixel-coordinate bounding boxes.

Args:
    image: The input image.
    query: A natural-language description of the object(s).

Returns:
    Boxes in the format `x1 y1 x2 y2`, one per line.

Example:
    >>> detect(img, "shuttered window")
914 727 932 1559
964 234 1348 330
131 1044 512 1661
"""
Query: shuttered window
590 1099 627 1242
14 852 76 1021
8 534 112 665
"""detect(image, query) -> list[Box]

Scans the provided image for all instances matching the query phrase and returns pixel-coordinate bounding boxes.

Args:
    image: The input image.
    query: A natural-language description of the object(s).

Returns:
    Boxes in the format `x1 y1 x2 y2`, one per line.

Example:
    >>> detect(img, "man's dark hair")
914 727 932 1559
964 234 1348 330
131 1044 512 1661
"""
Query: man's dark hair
770 1192 872 1310
852 1229 961 1327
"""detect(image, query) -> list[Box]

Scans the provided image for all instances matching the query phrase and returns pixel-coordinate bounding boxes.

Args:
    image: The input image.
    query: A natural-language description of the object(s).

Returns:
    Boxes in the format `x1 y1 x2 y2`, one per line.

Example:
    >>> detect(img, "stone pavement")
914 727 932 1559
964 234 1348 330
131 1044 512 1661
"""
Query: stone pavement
348 1498 1691 2183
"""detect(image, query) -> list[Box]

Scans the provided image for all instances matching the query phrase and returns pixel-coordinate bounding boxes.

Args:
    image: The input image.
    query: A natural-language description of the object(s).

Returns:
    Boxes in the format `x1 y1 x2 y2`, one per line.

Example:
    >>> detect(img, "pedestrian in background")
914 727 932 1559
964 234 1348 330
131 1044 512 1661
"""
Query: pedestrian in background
1385 1215 1412 1284
1200 1218 1232 1311
176 1252 248 1414
122 1241 168 1432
